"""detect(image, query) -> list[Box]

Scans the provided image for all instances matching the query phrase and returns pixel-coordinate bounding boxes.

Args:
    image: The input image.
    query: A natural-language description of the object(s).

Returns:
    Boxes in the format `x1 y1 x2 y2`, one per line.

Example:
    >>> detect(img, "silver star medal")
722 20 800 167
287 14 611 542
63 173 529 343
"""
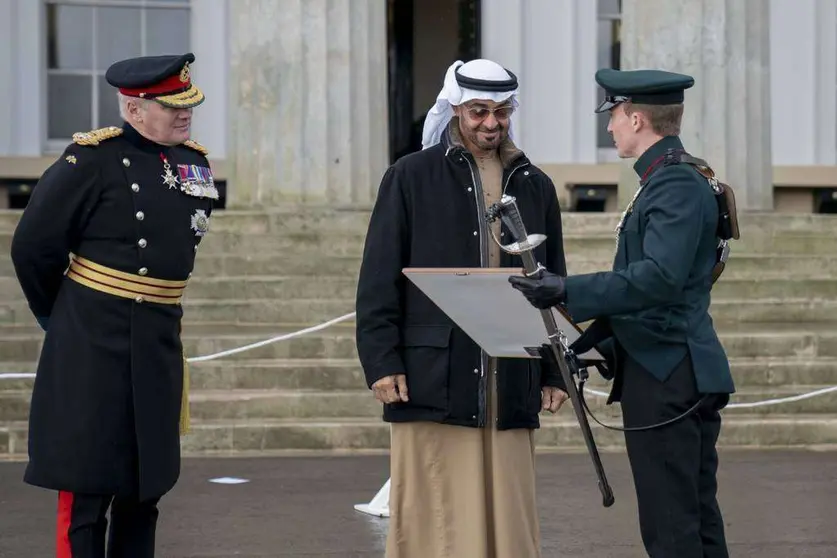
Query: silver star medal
190 209 210 237
161 157 180 189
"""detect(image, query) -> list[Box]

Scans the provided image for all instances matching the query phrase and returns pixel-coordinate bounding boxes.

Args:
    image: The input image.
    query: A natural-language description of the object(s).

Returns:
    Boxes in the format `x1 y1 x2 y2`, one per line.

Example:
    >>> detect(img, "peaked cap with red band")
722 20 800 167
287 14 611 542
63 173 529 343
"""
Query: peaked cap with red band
106 52 204 109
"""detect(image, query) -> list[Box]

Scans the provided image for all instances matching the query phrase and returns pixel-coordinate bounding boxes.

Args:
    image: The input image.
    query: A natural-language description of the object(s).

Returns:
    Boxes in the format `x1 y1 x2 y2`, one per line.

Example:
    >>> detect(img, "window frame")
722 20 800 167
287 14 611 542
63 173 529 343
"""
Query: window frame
43 0 191 152
596 0 622 161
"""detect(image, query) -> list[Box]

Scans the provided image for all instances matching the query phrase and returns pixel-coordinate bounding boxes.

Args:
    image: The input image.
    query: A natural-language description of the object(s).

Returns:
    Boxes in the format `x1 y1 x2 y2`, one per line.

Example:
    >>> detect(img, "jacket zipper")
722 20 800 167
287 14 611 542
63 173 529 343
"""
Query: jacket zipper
492 160 529 426
461 154 489 427
502 161 529 197
465 156 529 427
456 151 530 428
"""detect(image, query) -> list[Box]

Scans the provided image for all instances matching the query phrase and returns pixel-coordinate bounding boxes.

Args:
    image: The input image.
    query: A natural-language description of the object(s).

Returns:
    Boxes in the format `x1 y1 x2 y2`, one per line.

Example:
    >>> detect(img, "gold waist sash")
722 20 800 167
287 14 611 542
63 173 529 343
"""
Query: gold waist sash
67 255 187 305
66 254 191 435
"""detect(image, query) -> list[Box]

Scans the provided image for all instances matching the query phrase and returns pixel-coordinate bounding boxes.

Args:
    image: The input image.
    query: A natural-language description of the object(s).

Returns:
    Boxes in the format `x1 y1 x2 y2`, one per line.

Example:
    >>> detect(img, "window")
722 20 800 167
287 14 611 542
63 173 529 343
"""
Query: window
45 0 191 145
596 0 621 149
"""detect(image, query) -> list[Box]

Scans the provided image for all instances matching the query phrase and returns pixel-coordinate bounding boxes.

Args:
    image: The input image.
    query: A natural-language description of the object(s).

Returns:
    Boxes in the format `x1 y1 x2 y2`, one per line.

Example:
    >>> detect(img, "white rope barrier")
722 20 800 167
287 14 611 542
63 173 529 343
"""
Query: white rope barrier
1 311 836 411
585 385 837 409
0 373 39 380
185 312 357 363
0 312 357 380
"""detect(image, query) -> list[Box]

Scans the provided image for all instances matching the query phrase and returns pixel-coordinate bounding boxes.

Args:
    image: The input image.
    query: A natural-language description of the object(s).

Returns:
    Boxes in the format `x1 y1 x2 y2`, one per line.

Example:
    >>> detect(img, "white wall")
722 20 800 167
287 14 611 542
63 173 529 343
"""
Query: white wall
770 0 836 166
189 0 228 159
481 0 598 164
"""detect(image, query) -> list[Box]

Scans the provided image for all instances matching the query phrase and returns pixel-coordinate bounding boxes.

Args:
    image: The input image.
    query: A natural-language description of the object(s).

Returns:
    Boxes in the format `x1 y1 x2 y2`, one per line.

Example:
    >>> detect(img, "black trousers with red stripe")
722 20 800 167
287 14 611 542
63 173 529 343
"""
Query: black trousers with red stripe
57 491 160 558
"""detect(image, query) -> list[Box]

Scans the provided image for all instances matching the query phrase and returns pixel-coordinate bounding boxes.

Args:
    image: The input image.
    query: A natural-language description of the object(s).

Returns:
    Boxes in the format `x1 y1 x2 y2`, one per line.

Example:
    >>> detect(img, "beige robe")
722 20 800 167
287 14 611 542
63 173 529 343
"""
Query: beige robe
386 142 541 558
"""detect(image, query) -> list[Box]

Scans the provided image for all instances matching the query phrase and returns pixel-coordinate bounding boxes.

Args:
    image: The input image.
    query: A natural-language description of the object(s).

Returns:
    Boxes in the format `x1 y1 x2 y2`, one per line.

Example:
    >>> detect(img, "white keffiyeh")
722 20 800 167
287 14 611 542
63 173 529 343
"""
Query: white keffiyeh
421 59 520 150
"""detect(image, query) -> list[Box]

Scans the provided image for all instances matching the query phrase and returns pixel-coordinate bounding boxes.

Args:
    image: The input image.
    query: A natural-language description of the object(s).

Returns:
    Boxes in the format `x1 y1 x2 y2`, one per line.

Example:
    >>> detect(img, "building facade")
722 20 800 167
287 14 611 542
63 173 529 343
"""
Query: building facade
0 0 834 211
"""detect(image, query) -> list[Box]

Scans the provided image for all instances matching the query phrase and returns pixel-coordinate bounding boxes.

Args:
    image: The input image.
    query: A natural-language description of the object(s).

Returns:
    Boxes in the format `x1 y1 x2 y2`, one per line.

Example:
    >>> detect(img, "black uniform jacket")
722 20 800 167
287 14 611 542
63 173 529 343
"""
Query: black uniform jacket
10 122 215 500
355 124 567 430
564 135 735 396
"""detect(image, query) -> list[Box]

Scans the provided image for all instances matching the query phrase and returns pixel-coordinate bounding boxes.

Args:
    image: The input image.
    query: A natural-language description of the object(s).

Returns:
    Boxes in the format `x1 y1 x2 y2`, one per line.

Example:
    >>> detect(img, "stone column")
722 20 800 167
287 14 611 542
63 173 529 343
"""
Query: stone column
481 0 598 164
617 0 773 211
226 0 389 207
0 0 41 157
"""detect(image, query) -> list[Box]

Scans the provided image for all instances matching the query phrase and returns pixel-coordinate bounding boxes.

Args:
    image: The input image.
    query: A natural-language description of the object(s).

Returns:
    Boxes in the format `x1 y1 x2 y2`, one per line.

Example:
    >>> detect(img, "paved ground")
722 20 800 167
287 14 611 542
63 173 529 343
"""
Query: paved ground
1 450 836 557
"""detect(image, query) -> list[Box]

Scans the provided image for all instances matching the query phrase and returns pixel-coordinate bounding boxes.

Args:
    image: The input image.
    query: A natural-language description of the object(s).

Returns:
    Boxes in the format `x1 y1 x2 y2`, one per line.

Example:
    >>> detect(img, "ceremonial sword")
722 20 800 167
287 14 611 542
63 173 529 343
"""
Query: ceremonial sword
485 194 615 508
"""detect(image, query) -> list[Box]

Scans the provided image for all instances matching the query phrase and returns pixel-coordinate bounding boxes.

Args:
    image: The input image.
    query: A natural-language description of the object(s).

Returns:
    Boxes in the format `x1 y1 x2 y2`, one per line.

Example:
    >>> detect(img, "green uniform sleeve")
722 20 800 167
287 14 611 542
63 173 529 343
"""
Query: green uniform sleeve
563 167 706 323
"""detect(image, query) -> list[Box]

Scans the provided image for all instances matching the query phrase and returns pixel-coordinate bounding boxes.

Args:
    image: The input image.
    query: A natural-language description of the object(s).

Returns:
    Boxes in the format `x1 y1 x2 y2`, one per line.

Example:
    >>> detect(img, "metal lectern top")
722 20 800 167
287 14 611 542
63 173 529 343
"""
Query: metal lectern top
402 267 604 362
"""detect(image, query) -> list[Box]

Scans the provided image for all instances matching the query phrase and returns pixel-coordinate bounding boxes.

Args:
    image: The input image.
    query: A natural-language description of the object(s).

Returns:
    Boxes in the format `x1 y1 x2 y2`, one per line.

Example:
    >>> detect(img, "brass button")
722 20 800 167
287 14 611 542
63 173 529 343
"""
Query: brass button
136 211 144 221
194 245 198 252
131 183 140 192
135 296 144 303
138 239 147 248
123 158 131 167
138 267 148 276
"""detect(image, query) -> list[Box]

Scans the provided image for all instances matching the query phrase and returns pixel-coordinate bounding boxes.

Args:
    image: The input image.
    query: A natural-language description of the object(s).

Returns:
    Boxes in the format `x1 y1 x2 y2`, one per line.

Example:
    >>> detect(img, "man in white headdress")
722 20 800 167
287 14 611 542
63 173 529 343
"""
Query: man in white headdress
355 59 569 558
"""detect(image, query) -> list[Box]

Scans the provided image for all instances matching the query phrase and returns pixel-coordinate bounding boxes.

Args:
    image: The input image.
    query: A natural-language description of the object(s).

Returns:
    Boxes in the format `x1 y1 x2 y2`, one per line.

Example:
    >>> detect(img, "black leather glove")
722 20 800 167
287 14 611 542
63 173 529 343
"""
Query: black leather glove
508 270 567 309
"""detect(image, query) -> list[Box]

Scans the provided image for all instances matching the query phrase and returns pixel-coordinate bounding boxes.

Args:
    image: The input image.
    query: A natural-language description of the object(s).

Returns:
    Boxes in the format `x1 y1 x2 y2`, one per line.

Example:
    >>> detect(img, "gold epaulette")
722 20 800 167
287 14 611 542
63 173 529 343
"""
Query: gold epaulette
72 126 124 146
183 139 209 156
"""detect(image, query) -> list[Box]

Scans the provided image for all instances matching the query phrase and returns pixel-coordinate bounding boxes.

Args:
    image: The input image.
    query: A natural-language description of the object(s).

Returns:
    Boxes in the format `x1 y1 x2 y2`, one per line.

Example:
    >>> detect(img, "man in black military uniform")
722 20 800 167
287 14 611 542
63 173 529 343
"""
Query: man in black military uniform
11 52 217 558
509 68 735 558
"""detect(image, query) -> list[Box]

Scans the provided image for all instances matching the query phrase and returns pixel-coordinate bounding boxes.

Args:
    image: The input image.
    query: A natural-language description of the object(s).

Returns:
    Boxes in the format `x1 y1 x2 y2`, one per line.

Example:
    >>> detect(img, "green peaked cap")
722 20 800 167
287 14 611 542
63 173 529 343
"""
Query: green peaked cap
595 68 694 113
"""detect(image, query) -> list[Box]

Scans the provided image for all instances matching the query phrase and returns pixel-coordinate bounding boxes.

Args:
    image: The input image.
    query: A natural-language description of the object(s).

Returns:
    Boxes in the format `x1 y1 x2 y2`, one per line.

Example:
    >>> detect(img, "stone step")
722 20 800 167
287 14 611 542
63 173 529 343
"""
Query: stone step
2 357 836 393
187 253 837 281
2 325 837 363
196 210 837 236
6 414 837 456
3 209 837 236
568 255 837 279
6 297 837 327
7 275 837 303
189 232 837 258
156 356 837 391
5 230 833 263
556 212 837 235
0 208 371 236
2 251 836 283
5 383 837 422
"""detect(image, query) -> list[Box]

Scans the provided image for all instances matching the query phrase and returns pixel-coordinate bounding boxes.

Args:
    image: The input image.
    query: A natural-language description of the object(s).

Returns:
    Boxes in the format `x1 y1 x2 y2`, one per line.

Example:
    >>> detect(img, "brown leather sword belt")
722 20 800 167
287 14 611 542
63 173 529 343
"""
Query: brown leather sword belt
67 255 187 305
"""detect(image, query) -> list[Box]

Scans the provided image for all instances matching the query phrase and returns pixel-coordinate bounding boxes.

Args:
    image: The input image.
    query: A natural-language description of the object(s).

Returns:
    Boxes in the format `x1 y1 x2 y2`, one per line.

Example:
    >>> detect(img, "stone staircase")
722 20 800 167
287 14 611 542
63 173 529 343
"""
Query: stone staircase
2 208 837 458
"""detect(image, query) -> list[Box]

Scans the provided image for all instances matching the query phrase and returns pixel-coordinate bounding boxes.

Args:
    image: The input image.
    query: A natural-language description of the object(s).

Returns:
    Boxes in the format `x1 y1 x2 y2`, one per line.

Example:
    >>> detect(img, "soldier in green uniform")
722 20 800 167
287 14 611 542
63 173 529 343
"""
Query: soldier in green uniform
509 68 734 558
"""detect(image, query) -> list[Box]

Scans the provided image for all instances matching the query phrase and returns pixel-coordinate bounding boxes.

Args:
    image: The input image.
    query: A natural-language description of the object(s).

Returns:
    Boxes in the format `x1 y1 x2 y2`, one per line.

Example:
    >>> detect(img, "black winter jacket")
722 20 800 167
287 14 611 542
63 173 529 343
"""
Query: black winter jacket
355 125 567 430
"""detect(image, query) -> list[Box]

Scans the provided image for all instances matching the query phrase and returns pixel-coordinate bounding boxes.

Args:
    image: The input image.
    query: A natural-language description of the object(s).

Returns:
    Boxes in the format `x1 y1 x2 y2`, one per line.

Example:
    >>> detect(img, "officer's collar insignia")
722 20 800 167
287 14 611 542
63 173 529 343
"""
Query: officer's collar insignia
190 209 210 237
176 163 219 200
65 155 77 164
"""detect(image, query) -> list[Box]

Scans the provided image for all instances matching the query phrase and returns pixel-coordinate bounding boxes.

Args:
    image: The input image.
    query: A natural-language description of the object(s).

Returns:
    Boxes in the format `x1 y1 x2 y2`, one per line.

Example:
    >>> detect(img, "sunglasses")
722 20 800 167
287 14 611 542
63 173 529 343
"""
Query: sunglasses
464 104 515 121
